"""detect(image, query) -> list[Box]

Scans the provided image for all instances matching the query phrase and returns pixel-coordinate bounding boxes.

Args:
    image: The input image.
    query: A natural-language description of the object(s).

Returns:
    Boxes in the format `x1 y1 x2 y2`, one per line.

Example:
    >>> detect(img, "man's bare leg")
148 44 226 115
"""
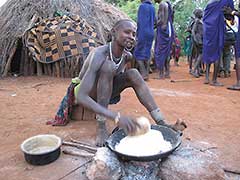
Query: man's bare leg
95 62 115 147
228 57 240 90
164 58 170 78
210 60 223 86
137 60 148 80
204 63 210 84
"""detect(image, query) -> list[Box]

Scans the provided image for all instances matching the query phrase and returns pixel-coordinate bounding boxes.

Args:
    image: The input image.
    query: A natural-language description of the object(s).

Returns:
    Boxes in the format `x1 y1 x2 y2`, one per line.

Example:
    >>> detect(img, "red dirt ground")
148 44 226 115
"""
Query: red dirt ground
0 59 240 180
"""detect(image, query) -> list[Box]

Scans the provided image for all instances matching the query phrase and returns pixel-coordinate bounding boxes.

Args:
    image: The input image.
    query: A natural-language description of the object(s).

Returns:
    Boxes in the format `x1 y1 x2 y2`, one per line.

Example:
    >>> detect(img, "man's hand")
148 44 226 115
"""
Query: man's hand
223 6 233 15
117 115 139 135
156 118 187 132
171 119 187 131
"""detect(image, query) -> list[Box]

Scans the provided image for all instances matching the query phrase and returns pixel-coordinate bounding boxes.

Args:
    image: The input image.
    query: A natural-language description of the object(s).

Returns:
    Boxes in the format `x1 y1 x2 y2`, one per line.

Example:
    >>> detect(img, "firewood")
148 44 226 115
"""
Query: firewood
70 138 96 148
62 141 97 153
63 149 94 157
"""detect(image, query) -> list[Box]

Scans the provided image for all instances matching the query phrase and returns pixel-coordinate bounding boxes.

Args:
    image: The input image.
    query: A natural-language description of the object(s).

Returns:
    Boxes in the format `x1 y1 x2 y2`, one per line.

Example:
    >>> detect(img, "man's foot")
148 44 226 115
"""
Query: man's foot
153 74 165 79
191 72 199 78
224 72 230 78
227 84 240 91
210 81 224 86
165 73 170 79
95 122 109 147
143 75 149 81
204 79 210 84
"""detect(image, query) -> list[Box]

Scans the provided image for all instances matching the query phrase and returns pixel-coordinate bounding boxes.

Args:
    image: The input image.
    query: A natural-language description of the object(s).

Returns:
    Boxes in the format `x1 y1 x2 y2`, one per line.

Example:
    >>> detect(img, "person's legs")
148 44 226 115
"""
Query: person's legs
164 57 171 78
204 63 211 84
112 68 186 130
227 57 240 90
210 60 223 86
111 69 164 122
95 61 115 147
137 60 148 80
224 46 231 77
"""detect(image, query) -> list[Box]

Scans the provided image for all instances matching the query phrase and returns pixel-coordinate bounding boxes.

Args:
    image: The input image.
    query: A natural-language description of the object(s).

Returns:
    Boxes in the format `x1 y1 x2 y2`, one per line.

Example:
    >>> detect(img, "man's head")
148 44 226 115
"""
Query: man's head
110 19 136 51
155 0 161 3
193 9 203 19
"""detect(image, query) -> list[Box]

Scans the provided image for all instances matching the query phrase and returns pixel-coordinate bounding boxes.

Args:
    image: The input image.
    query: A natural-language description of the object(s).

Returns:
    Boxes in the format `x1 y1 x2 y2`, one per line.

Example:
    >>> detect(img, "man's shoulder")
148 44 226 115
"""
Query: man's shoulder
89 44 109 65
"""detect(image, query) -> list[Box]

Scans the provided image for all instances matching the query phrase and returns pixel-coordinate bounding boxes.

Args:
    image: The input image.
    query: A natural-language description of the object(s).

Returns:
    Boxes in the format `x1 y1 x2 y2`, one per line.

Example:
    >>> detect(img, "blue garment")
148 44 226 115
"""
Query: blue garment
235 17 240 58
134 0 155 61
154 1 174 69
203 0 234 64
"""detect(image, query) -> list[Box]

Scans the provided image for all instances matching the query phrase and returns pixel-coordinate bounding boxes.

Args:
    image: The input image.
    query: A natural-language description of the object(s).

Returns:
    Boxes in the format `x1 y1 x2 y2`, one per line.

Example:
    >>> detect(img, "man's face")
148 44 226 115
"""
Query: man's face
115 21 136 50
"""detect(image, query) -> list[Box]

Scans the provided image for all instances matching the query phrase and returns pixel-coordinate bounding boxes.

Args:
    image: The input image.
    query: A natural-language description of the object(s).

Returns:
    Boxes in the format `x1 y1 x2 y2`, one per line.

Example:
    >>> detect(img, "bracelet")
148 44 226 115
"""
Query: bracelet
114 112 120 124
231 11 236 15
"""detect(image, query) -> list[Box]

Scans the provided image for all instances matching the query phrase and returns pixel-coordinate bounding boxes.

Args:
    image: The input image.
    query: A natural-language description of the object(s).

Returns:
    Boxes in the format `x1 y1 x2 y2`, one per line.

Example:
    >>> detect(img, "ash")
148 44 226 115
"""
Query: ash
120 160 161 180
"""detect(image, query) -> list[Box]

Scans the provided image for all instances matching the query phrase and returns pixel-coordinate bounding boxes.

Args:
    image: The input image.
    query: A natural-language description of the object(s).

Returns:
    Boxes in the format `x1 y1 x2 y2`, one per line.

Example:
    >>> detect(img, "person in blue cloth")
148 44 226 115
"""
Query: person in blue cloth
223 4 240 90
203 0 234 86
154 0 175 79
134 0 156 81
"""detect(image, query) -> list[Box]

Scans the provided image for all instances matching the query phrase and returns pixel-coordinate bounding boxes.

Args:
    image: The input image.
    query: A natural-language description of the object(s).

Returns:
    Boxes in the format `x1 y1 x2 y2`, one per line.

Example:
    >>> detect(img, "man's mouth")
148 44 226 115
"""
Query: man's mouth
125 41 135 51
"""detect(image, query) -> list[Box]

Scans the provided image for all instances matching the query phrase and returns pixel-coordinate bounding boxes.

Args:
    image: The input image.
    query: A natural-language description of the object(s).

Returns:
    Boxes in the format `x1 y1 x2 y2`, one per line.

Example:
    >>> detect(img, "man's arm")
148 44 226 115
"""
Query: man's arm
77 49 118 120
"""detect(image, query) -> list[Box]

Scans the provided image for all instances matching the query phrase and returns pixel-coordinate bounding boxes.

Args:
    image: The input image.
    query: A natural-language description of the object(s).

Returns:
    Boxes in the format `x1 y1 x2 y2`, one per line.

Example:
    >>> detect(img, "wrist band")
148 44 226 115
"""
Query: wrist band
114 112 120 124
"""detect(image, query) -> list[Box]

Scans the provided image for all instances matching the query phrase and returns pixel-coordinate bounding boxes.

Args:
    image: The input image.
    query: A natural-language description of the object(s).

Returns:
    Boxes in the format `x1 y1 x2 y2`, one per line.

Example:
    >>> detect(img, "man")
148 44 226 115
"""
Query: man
203 0 234 86
154 0 175 79
77 19 186 146
134 0 155 81
191 9 203 78
224 5 240 90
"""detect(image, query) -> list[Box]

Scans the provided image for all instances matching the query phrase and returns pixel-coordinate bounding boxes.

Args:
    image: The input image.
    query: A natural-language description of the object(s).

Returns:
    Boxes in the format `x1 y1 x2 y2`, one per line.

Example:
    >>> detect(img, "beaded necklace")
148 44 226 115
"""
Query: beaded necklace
109 42 124 70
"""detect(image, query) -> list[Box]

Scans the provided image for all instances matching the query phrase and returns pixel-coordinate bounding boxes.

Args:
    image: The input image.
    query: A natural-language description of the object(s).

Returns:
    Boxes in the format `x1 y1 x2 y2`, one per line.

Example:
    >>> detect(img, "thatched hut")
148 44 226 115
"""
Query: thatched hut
0 0 129 77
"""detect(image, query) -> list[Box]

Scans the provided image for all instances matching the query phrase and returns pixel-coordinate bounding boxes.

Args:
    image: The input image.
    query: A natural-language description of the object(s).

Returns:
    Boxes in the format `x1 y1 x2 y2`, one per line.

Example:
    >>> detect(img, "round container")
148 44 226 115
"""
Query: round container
20 134 62 165
106 125 182 161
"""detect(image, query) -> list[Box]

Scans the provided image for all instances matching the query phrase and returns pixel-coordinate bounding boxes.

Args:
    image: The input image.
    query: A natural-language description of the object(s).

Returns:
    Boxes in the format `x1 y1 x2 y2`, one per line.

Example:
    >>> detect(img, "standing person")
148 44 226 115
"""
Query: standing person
154 0 175 79
191 9 204 78
224 5 240 90
134 0 156 81
184 33 192 65
48 19 187 146
203 0 234 86
173 35 181 66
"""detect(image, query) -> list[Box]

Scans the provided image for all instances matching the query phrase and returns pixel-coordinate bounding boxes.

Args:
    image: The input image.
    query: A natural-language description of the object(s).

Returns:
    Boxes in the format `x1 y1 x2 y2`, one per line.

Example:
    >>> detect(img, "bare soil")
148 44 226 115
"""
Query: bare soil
0 59 240 180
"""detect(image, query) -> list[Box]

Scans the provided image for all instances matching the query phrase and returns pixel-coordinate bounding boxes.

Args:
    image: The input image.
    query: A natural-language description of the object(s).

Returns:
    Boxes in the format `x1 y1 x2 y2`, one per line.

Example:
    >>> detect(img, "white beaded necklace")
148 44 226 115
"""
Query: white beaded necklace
109 42 124 70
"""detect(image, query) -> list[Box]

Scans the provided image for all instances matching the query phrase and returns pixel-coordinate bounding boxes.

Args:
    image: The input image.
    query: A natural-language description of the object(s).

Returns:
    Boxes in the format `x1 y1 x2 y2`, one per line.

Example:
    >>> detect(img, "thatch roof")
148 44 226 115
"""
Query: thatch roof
0 0 130 77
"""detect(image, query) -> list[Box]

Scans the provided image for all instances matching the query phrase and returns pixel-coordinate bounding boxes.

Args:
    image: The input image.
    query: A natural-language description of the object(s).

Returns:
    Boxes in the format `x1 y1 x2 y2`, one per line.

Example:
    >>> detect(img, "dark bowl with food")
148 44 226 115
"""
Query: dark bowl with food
106 125 182 161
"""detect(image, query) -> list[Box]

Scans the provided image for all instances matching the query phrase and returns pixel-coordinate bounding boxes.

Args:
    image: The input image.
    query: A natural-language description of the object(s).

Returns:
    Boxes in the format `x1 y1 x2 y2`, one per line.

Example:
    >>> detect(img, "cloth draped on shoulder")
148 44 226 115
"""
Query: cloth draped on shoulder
134 0 155 61
154 1 175 69
235 16 240 58
203 0 234 64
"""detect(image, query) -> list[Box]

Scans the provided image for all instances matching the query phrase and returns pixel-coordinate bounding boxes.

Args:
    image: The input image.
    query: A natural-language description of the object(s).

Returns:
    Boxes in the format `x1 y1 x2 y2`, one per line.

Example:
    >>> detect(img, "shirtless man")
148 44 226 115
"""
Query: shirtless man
76 19 186 146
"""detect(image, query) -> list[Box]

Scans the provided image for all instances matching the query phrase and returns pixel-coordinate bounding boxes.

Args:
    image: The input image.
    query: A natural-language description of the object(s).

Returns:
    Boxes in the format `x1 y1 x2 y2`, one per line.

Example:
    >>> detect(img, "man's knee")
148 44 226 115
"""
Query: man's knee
126 68 144 84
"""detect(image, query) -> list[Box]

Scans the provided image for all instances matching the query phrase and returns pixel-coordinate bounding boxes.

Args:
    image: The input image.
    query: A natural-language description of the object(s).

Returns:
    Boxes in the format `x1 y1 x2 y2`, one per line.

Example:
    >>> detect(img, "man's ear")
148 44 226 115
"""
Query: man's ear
111 28 117 40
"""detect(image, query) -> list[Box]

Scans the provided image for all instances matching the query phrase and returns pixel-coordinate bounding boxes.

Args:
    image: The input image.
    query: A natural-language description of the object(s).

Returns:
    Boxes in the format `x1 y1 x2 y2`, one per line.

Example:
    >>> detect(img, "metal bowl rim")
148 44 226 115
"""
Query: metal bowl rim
20 134 62 155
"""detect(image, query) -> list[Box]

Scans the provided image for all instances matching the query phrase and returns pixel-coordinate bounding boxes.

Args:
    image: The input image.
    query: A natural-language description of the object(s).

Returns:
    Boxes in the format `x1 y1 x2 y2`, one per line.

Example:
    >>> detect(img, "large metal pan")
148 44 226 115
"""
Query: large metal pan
106 125 182 161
